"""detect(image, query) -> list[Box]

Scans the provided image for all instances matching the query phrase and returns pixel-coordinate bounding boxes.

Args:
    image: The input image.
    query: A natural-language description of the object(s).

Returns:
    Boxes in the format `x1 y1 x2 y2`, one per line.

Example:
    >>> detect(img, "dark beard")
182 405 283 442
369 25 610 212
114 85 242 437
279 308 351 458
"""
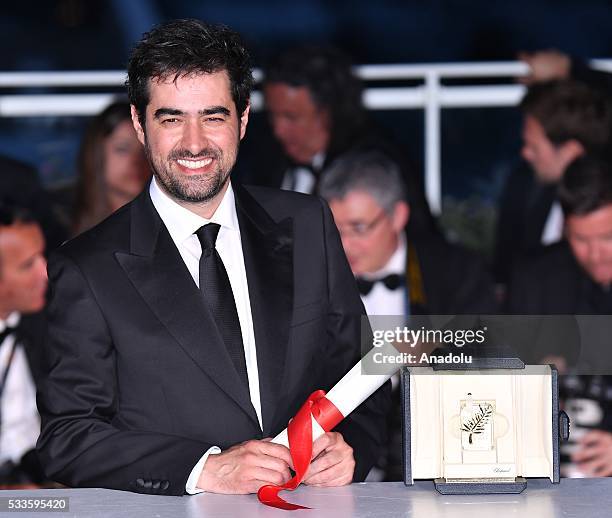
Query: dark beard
145 144 234 204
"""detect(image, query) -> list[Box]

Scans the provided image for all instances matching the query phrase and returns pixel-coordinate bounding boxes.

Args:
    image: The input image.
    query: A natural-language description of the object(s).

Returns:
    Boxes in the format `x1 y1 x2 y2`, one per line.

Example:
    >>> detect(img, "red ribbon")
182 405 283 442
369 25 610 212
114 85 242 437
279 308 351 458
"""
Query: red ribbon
257 390 344 510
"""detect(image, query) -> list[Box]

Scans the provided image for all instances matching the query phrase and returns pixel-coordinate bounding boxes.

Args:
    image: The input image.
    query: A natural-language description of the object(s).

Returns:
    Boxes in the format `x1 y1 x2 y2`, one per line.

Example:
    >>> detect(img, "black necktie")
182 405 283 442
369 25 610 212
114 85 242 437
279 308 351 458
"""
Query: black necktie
356 274 403 296
196 223 249 388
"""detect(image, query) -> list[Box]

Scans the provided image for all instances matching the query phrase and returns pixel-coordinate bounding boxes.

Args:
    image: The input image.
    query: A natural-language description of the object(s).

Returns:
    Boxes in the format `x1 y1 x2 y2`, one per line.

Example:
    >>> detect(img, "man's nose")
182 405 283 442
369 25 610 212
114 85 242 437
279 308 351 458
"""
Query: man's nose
182 120 208 154
521 144 531 163
37 256 48 282
271 116 291 142
340 232 359 255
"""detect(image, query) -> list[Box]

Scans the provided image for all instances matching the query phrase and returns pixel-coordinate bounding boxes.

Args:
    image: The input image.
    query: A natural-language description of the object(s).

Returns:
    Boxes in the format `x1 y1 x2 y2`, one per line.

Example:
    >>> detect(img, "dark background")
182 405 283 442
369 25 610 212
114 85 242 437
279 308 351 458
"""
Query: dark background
1 0 610 251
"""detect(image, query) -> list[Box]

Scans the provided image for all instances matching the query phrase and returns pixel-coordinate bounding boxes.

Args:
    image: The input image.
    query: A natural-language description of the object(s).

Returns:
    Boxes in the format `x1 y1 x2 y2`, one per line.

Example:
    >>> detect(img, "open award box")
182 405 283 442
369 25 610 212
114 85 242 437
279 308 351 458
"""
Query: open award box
401 356 570 494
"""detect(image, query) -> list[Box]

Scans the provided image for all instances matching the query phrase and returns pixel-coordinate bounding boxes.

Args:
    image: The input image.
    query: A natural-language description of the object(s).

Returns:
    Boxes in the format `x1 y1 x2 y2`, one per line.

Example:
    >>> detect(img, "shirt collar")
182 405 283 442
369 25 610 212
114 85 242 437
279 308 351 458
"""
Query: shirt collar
149 177 239 245
0 312 20 332
312 152 325 171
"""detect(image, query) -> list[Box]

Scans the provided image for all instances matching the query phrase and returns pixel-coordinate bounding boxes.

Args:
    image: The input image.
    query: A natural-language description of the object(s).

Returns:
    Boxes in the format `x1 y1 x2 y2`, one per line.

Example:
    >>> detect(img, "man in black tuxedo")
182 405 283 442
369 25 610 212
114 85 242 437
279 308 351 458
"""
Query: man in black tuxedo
0 200 47 484
319 150 496 318
319 150 496 480
37 20 388 496
241 45 437 238
494 80 612 284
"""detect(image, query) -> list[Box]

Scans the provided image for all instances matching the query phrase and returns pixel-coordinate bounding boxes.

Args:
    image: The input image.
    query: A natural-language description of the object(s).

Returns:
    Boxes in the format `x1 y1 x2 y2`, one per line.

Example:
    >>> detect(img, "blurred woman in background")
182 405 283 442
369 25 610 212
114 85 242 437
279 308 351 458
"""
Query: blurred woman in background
73 101 150 235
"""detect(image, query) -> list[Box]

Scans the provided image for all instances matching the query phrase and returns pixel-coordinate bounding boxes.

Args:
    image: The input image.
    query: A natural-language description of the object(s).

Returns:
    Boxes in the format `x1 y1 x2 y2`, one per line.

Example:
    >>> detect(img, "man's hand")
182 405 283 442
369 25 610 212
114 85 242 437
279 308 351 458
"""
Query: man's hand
302 432 355 487
197 439 293 494
572 429 612 476
517 49 571 85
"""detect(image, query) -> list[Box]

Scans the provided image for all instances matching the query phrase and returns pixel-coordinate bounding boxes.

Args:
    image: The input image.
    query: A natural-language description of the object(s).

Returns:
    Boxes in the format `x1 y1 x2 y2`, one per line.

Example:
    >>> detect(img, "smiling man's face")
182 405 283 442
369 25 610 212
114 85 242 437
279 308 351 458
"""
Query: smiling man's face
132 70 249 206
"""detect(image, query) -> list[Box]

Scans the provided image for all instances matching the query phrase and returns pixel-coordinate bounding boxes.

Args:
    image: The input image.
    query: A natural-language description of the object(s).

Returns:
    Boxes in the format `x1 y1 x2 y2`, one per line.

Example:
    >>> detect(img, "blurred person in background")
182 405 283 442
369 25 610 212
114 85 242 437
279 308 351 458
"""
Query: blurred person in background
319 149 496 481
494 80 612 286
506 155 612 477
72 101 150 235
250 45 437 238
0 155 67 252
519 49 612 94
0 200 47 486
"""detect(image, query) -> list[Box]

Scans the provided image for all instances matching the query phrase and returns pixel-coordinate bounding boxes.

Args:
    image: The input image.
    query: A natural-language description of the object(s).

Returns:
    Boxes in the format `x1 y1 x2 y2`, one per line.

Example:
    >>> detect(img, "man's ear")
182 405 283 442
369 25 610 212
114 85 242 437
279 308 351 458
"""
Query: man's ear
239 103 250 140
131 105 146 146
392 201 410 231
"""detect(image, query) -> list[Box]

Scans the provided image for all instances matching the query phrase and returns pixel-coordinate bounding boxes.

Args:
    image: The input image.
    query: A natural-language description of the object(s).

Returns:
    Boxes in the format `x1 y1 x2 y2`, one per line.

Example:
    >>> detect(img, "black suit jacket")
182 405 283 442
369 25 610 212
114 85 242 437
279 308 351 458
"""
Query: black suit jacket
493 162 557 284
503 241 612 367
17 313 46 391
36 183 389 495
412 236 497 315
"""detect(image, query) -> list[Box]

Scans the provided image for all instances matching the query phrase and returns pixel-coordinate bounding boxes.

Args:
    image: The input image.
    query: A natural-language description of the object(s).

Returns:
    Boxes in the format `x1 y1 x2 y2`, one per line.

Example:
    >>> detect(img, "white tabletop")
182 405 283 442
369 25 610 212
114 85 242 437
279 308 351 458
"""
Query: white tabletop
1 479 610 517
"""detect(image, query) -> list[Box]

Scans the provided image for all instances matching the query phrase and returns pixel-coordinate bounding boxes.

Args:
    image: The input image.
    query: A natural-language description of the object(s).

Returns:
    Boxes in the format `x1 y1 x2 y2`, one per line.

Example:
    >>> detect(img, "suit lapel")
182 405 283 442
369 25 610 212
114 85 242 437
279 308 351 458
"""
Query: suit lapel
115 191 259 426
234 184 294 436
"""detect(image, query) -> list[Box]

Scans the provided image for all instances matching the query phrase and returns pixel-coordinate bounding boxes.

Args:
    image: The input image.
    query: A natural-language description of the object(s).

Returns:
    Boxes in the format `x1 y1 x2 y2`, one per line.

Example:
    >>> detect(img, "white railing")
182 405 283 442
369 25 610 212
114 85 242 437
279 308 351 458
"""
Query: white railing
1 60 611 213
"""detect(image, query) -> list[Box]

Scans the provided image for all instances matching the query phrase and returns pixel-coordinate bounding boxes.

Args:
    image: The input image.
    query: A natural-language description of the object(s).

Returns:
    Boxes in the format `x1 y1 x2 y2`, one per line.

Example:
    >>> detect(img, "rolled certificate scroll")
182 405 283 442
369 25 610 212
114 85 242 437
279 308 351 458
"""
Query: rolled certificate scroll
258 342 400 510
271 342 398 446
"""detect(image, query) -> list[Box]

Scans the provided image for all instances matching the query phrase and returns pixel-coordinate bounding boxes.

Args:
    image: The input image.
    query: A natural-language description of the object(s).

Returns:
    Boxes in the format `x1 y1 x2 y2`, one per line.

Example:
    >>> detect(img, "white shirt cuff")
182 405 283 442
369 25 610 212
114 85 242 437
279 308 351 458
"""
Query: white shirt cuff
185 446 221 494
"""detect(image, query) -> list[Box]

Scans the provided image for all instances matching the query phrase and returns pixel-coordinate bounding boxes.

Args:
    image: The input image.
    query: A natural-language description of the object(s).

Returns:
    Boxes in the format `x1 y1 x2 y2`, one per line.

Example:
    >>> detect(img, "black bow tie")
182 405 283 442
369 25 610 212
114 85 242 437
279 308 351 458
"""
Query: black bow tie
0 325 17 344
356 274 403 296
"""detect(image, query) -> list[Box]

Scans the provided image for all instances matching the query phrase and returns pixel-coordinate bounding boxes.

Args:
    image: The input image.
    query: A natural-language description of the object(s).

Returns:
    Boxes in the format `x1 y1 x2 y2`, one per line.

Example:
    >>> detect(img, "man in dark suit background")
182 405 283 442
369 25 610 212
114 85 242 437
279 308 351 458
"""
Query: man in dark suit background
239 45 437 238
319 149 496 318
0 155 67 252
0 200 47 485
494 80 612 285
37 19 388 496
506 155 612 477
318 149 496 480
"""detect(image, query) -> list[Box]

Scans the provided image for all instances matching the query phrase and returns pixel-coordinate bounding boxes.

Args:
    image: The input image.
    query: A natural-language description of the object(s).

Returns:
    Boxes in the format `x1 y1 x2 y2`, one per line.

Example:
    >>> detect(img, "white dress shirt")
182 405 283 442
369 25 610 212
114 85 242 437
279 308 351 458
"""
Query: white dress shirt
149 178 261 493
541 200 564 246
360 234 407 317
0 312 40 465
280 152 325 194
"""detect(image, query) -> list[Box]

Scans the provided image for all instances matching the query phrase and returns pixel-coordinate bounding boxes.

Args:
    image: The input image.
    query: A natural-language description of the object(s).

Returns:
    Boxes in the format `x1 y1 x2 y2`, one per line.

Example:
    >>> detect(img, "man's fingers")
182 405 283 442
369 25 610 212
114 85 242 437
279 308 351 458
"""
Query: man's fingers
311 436 331 459
303 459 354 486
246 440 294 468
307 449 344 476
580 430 607 446
311 432 341 459
242 451 292 479
249 466 292 487
305 471 353 487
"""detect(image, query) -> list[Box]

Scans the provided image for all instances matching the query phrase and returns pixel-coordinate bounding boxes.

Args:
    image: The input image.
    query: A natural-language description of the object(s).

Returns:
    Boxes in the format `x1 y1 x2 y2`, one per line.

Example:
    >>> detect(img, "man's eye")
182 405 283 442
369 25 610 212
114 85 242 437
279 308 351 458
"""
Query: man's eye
351 224 369 235
206 117 225 123
161 118 179 125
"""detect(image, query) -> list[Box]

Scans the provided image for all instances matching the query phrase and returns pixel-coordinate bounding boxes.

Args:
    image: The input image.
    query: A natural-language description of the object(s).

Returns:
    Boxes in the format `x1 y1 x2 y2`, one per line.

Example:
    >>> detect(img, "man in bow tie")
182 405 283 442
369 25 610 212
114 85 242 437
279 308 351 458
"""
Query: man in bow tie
319 150 496 319
319 150 496 481
0 200 47 485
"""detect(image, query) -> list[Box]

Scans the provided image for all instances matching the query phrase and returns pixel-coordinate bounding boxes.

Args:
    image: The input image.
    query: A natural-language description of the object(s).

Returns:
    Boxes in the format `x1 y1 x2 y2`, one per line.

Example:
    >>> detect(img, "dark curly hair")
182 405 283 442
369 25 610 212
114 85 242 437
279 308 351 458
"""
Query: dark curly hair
521 80 612 153
265 46 368 156
559 155 612 216
127 19 254 126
